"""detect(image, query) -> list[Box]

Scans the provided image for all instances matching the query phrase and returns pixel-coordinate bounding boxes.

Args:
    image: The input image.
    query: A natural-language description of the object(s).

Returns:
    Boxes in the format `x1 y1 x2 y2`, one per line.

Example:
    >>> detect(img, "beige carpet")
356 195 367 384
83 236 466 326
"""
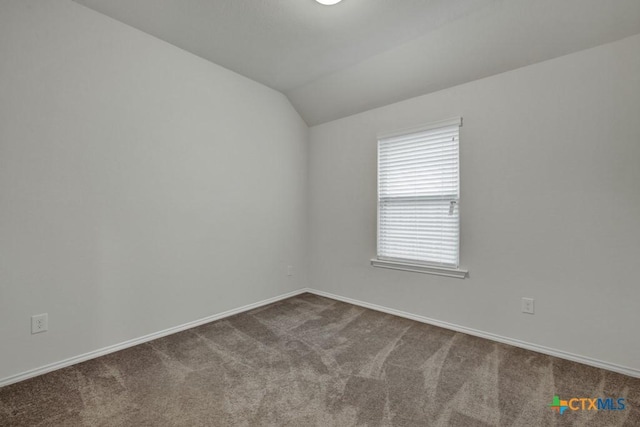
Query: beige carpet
1 293 638 426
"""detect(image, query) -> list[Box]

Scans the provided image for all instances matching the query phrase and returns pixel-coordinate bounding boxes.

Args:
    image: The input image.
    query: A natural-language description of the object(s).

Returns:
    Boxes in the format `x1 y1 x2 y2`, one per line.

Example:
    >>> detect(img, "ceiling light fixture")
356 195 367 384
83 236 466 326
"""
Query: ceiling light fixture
315 0 342 5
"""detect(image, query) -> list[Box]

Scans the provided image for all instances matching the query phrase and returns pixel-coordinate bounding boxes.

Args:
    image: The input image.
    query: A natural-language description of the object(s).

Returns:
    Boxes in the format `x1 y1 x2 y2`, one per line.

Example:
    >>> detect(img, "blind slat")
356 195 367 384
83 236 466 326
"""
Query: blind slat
378 147 458 163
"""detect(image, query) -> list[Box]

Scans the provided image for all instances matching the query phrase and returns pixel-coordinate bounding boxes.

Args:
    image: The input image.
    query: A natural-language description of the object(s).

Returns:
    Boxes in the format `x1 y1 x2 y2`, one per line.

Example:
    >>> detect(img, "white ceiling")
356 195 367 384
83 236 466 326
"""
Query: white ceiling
73 0 640 126
72 0 496 91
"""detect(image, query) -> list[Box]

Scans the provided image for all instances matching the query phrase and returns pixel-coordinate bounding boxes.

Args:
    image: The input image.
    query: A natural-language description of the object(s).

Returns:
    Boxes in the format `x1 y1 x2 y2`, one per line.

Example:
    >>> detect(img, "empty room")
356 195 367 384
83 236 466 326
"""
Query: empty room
1 0 639 425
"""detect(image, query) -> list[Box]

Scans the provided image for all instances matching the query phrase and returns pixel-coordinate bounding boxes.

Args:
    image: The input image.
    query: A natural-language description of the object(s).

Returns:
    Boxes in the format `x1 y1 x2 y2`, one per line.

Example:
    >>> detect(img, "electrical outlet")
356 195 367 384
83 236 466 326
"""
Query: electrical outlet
31 313 48 334
521 298 535 315
287 265 294 276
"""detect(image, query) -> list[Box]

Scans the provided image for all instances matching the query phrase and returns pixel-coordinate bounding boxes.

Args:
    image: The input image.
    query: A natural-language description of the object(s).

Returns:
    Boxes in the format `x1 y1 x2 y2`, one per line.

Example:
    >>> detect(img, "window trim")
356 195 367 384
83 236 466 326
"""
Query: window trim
373 117 468 279
370 258 468 279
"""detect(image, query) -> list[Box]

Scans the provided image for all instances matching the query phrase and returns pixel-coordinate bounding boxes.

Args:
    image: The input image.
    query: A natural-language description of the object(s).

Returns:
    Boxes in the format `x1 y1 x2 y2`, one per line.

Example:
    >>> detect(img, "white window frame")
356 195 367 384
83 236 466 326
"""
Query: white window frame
371 117 468 279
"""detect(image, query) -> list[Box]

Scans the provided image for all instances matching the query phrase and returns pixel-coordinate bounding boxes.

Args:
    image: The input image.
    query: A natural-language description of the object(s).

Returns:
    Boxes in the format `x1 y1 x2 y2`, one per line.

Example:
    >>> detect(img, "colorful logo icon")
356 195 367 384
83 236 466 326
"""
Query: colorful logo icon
549 395 626 414
549 395 569 414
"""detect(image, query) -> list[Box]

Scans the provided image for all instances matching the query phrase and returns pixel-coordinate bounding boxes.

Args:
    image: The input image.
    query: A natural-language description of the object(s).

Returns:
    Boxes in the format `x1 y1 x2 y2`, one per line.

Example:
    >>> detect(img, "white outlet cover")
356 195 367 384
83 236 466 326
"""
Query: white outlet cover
31 313 48 334
521 298 535 314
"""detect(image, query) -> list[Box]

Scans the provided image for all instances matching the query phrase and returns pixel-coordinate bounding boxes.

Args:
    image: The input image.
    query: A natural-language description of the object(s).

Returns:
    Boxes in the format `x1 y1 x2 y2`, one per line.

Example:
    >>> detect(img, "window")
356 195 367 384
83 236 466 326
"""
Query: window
371 117 467 278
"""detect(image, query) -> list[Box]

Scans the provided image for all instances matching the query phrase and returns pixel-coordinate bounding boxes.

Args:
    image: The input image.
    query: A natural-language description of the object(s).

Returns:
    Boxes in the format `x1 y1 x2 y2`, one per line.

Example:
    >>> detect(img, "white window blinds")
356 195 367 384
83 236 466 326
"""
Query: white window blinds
377 118 461 267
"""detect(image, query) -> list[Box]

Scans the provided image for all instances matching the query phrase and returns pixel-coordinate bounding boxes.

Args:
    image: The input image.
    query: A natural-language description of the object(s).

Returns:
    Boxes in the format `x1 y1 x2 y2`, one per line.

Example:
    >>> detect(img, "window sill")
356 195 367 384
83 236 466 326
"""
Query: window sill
370 259 468 279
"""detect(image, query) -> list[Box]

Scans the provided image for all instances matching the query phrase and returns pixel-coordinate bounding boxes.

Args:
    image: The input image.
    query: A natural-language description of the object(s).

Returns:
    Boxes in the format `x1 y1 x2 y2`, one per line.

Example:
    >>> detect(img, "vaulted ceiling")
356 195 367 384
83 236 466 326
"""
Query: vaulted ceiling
73 0 640 125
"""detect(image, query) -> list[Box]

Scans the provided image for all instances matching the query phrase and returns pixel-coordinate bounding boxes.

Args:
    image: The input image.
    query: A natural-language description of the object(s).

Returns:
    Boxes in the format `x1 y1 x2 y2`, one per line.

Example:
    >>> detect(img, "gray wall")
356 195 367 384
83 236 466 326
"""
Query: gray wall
309 35 640 371
0 0 308 380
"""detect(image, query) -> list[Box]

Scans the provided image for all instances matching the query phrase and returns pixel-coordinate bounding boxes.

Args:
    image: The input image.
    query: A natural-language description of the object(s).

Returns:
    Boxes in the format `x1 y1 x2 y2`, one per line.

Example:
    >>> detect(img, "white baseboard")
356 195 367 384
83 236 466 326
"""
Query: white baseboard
3 286 637 388
0 288 307 388
304 288 640 379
